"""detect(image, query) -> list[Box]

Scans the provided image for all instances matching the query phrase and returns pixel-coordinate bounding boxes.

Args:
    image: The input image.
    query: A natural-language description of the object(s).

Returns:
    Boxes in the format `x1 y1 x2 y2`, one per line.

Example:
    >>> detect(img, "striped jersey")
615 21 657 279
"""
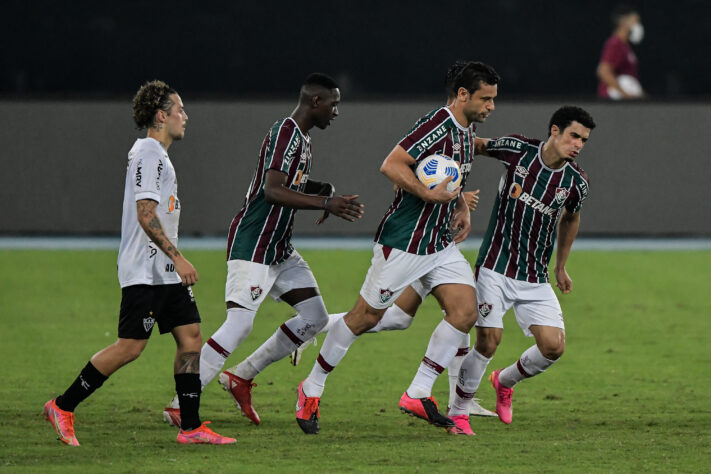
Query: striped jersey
226 117 311 265
476 134 590 283
375 107 475 255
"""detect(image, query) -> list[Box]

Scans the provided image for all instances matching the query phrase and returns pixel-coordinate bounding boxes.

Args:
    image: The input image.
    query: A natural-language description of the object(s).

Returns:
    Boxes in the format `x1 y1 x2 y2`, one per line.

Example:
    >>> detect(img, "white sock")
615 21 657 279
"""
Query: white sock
318 312 346 335
498 344 555 388
232 296 329 379
407 320 465 399
366 304 414 333
302 317 358 397
199 307 256 388
447 333 471 408
449 348 491 416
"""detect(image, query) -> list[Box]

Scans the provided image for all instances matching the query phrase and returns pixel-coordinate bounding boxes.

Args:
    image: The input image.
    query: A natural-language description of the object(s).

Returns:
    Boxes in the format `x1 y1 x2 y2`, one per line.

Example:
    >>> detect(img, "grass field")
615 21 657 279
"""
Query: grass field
1 249 710 473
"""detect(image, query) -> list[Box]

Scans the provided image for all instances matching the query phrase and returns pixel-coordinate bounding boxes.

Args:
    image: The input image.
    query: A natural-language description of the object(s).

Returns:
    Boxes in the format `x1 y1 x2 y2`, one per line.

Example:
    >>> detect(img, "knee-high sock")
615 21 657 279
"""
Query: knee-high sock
302 317 358 397
407 320 466 399
447 332 471 408
232 296 329 380
449 348 491 415
498 344 555 388
366 304 414 333
199 307 256 389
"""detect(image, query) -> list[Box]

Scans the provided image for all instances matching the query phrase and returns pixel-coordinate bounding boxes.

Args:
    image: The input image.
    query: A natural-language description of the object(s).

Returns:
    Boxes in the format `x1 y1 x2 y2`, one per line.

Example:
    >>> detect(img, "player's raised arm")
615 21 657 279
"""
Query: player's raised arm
380 145 459 204
136 199 197 286
263 169 364 222
554 208 581 294
474 137 492 156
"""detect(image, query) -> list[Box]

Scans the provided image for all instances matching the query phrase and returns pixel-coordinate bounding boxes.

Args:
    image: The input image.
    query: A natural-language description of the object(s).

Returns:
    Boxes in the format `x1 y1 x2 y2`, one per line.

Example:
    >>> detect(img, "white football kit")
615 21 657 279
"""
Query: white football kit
117 137 182 288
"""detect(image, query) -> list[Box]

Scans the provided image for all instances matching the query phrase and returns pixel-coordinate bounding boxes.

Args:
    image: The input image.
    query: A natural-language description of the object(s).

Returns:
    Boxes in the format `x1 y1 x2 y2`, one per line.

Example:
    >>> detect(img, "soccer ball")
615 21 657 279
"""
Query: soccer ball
415 154 462 193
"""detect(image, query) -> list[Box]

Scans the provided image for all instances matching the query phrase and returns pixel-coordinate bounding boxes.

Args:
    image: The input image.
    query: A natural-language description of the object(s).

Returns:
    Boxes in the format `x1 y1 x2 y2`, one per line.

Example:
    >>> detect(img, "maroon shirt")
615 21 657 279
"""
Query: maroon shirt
597 35 639 98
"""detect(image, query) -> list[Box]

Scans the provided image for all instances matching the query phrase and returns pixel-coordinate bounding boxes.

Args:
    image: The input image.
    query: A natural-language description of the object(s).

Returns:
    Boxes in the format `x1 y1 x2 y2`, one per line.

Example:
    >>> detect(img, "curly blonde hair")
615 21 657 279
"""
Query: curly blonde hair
132 80 177 129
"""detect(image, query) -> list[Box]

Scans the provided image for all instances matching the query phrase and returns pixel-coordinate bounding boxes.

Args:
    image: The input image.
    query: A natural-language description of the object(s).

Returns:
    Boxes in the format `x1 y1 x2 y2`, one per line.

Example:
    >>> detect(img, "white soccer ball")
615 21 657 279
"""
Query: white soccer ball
415 154 462 193
607 74 643 100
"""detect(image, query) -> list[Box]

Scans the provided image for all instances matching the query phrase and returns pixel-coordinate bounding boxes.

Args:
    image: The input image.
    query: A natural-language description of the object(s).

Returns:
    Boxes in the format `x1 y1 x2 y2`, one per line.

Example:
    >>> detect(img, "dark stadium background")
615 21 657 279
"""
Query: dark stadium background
1 0 710 237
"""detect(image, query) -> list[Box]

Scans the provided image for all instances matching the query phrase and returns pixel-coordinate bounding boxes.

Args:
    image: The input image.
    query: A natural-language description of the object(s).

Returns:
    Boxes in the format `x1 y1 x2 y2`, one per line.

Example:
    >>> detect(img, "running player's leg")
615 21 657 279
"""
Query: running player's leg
367 284 422 332
498 324 564 387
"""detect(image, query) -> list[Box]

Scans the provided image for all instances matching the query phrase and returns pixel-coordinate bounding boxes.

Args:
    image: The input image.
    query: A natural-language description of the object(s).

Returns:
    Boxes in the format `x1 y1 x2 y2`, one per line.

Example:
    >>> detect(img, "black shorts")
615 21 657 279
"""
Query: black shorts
118 284 201 339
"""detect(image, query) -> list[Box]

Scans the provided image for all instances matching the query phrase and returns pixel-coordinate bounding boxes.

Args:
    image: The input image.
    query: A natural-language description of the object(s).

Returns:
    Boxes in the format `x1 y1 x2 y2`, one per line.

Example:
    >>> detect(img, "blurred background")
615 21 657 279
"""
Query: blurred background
1 0 710 238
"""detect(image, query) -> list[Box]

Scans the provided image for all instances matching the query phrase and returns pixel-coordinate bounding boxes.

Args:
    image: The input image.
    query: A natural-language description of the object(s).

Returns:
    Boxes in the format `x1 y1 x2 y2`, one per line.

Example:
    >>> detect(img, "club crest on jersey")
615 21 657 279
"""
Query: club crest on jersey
379 288 394 304
478 303 493 318
143 315 156 332
250 286 263 301
515 166 529 178
555 187 570 204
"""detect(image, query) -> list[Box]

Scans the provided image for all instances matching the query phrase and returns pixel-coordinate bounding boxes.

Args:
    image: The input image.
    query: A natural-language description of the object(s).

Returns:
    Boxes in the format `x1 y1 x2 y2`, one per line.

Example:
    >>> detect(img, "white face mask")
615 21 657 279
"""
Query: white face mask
629 23 644 44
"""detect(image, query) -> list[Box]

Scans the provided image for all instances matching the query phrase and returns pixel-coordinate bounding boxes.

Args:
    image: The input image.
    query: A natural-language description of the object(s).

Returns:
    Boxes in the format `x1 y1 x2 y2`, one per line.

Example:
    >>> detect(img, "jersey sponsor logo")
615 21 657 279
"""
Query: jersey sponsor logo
509 182 523 199
379 288 394 304
415 124 447 153
554 187 570 204
135 161 143 187
459 162 472 174
478 303 492 318
517 192 556 216
515 166 529 178
490 137 524 152
284 136 302 166
143 314 156 332
250 286 263 301
578 180 589 198
156 160 163 191
187 286 195 302
292 171 309 186
168 195 178 212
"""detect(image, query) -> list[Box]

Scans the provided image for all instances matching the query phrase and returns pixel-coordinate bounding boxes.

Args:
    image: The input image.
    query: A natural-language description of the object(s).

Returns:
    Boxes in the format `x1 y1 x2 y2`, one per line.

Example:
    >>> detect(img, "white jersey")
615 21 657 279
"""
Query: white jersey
117 137 182 288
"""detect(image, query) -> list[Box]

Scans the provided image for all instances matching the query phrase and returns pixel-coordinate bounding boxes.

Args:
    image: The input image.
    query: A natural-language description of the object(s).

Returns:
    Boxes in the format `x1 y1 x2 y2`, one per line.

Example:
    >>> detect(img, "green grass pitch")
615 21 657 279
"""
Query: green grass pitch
1 249 710 473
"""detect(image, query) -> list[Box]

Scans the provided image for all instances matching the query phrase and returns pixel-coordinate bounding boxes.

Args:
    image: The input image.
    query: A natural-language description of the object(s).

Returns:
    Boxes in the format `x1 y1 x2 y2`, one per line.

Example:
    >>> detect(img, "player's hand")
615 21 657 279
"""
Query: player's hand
463 189 480 211
451 209 471 243
174 255 199 286
424 176 460 204
554 266 572 294
323 194 364 223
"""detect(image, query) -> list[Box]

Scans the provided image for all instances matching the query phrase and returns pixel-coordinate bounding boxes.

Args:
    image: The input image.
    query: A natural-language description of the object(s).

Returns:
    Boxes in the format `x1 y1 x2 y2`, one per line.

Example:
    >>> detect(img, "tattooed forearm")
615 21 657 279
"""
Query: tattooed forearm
176 351 200 374
136 200 182 260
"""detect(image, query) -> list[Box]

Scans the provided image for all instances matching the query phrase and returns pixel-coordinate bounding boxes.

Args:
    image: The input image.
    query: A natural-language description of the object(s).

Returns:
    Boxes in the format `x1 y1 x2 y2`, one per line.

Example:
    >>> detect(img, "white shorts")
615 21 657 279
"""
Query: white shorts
474 266 564 337
360 243 475 310
225 251 318 311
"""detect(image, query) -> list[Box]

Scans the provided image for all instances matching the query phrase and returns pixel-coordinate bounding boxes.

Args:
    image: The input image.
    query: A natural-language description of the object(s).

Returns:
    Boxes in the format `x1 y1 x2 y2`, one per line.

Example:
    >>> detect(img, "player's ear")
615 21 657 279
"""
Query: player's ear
311 95 320 109
457 87 469 102
550 124 560 137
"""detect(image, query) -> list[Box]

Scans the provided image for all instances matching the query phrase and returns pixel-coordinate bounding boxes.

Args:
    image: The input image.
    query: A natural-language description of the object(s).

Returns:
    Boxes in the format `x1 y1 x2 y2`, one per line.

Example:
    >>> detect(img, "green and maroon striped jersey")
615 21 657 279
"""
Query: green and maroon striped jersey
226 117 311 265
375 107 475 255
476 134 590 283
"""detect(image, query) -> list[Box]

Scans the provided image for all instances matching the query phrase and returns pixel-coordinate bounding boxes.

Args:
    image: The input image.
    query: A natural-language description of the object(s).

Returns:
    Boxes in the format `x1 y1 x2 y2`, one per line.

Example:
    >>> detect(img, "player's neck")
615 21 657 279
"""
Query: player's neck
147 129 172 150
541 141 566 169
614 28 629 43
447 104 471 128
290 106 313 133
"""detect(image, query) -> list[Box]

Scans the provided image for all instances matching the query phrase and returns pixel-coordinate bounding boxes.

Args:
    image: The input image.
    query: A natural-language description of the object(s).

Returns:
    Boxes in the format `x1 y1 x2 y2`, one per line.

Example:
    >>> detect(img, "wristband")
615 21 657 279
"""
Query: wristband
323 197 330 209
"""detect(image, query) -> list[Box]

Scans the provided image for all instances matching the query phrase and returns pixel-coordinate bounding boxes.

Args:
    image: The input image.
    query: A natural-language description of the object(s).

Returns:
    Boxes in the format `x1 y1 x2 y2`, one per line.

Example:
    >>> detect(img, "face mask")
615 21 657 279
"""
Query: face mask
629 23 644 44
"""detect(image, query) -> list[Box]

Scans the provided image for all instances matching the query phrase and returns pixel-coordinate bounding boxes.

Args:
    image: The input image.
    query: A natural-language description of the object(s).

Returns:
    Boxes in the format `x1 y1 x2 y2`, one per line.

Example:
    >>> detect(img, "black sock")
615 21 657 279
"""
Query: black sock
174 373 201 431
55 361 108 412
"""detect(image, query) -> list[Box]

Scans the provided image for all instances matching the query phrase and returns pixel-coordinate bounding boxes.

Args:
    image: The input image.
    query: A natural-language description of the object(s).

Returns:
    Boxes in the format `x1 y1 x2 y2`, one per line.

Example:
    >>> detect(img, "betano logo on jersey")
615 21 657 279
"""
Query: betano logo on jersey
509 183 555 216
415 124 448 153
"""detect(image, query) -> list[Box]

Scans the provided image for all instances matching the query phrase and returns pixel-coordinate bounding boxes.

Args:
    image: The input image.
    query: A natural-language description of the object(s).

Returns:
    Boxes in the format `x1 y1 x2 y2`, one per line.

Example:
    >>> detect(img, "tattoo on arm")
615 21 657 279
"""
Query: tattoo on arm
136 200 181 260
177 351 200 374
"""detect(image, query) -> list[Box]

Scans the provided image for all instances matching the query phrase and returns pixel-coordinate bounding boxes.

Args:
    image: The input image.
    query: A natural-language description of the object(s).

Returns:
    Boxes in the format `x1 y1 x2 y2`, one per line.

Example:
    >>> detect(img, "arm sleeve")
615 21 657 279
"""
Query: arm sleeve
485 134 530 165
133 152 163 203
266 123 300 174
565 174 590 213
397 110 450 162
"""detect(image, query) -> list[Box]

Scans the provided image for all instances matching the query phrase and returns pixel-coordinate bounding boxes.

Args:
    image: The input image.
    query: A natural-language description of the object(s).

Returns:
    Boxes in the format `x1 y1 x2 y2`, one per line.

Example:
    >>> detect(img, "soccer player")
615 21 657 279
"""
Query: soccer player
163 73 363 427
43 80 235 446
295 61 500 436
448 106 595 425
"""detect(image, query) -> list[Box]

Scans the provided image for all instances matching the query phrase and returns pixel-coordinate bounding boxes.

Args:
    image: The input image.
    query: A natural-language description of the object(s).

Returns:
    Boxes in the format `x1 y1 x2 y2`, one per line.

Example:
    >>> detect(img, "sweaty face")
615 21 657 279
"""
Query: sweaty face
551 121 591 162
314 88 340 129
464 83 497 123
165 94 188 140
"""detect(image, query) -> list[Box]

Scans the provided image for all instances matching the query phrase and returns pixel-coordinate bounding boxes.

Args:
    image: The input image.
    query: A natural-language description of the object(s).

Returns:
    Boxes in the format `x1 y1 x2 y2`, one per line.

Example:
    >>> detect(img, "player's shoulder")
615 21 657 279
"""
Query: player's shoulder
567 161 589 183
487 134 540 153
130 138 166 162
271 117 296 134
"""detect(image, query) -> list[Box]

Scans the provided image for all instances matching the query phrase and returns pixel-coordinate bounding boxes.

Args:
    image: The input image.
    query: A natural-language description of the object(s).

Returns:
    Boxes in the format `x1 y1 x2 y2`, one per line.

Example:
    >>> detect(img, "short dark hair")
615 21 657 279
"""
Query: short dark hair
303 73 339 90
548 106 596 136
133 80 177 129
611 4 637 27
448 61 501 96
445 60 470 98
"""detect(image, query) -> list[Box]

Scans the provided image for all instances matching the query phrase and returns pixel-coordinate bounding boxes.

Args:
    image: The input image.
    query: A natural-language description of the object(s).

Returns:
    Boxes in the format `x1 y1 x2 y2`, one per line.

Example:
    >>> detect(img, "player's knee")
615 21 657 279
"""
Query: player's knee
116 340 146 363
445 306 477 332
474 330 500 358
538 337 565 360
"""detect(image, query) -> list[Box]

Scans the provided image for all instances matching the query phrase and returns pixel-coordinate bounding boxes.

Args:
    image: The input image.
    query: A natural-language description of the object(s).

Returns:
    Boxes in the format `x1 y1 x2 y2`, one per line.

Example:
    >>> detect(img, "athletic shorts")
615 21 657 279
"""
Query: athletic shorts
474 266 564 337
360 243 475 310
225 251 318 311
118 284 201 339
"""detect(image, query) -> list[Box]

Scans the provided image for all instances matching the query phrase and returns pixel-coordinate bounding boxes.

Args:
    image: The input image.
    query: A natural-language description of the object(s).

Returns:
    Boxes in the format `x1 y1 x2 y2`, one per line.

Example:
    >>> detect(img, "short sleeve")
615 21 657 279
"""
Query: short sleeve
398 109 450 161
133 151 163 203
266 122 301 174
600 37 623 68
565 173 590 213
485 135 529 165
